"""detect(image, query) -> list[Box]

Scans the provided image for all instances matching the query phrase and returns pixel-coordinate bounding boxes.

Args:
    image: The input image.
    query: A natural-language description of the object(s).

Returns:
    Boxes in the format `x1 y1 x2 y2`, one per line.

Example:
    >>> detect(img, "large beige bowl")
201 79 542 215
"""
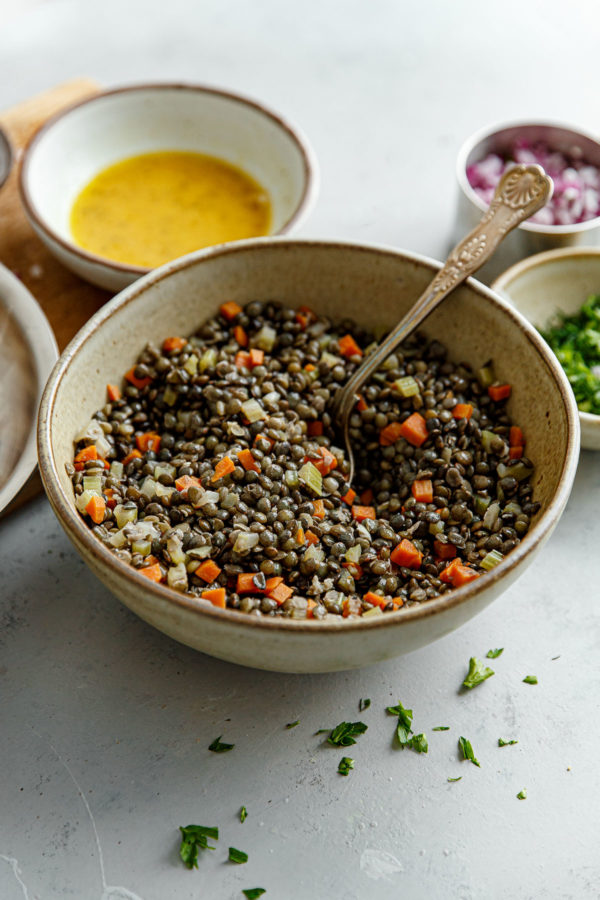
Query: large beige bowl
38 240 579 673
493 247 600 450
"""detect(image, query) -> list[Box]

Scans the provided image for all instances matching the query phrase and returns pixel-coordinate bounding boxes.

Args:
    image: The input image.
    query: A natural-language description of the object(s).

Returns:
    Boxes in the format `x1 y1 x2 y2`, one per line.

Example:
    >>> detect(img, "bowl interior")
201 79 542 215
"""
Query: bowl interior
46 241 574 538
24 86 313 251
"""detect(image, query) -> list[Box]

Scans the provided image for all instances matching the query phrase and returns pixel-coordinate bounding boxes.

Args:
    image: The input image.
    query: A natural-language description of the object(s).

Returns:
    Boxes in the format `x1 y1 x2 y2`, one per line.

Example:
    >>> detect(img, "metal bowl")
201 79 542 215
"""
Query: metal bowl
455 120 600 284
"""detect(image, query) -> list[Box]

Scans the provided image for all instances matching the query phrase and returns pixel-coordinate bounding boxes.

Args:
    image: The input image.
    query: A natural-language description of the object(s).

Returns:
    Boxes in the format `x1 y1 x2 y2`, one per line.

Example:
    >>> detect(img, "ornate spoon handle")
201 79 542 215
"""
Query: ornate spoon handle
334 164 553 427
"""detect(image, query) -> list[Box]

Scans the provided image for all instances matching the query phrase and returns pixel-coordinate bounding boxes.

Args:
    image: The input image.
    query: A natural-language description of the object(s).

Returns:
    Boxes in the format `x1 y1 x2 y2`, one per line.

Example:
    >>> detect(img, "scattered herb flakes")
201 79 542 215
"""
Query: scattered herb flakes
462 657 495 689
387 701 413 746
243 890 266 899
315 729 330 735
552 655 561 661
517 789 527 800
338 756 354 776
487 648 504 659
239 806 247 823
410 733 428 754
178 825 218 869
523 675 538 685
458 736 481 767
447 776 462 783
359 698 371 712
498 738 518 747
432 726 450 732
229 847 248 864
209 736 235 753
328 721 368 747
285 721 299 729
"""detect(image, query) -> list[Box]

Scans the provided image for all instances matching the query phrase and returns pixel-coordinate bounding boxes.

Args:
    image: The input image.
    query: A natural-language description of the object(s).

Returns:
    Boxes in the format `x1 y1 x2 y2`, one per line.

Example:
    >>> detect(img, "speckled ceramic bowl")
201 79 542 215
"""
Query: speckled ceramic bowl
19 83 318 292
493 246 600 450
38 239 579 673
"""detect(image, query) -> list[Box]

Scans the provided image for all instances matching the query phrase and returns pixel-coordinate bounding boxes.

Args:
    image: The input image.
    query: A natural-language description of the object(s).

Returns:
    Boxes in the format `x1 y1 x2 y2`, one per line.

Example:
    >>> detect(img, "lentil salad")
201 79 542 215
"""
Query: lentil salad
68 300 539 619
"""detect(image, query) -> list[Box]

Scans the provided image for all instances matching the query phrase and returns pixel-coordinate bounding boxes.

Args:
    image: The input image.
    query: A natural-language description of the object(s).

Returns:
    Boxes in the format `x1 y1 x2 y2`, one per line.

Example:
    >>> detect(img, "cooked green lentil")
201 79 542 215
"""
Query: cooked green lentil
68 300 539 619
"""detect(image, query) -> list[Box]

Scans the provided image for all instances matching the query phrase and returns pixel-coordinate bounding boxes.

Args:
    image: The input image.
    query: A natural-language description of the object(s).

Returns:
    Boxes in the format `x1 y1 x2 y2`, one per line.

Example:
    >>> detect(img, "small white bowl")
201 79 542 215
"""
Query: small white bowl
493 247 600 450
19 83 318 292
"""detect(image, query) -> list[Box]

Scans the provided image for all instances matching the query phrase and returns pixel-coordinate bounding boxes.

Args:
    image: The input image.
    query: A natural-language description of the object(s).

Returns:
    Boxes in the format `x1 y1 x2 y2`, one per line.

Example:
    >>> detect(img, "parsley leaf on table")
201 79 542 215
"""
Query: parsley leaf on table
498 738 518 747
523 675 538 685
285 721 299 729
386 701 413 746
328 721 368 747
487 648 504 658
462 657 495 689
209 736 234 753
338 756 354 776
229 847 248 864
243 890 266 899
458 736 481 767
516 789 527 800
359 698 371 712
178 825 218 869
239 806 247 823
432 726 450 731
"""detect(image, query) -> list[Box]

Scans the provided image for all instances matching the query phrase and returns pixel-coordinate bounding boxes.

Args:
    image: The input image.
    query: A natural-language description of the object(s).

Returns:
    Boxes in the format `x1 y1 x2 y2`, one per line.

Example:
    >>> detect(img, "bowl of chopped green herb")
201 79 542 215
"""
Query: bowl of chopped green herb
493 247 600 450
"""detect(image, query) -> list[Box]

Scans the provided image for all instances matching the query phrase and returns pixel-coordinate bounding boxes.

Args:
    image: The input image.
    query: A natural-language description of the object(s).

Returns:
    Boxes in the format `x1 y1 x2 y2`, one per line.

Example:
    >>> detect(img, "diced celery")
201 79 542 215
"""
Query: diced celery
108 528 127 549
82 475 103 495
507 462 533 482
480 549 504 571
428 520 444 536
474 495 491 516
114 504 138 528
167 535 186 565
284 469 299 488
110 460 124 479
253 325 277 352
320 351 339 368
362 606 383 618
298 462 323 495
184 354 198 376
241 399 267 423
167 563 188 592
163 385 178 406
199 348 218 372
483 501 500 530
344 544 362 563
131 540 152 557
304 543 325 563
478 364 495 388
394 376 420 398
481 430 497 453
75 489 96 513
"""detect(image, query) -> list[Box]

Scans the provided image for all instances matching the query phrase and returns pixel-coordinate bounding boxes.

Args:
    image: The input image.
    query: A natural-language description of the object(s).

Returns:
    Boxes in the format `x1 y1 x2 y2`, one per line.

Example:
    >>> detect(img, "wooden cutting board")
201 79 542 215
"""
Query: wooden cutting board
0 78 111 518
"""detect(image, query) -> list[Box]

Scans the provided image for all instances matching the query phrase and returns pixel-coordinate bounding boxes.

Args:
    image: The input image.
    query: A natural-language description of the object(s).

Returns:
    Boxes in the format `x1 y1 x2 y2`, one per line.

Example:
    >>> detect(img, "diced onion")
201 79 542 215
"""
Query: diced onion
298 462 323 495
252 325 277 352
199 348 218 372
233 532 260 553
344 544 362 563
184 355 198 375
114 504 138 528
82 475 103 495
167 563 188 591
241 399 267 423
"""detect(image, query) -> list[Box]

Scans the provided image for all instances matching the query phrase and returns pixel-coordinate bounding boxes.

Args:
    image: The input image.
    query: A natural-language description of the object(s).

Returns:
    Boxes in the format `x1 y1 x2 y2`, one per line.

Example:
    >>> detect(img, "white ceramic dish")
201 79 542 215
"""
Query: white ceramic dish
0 126 12 190
493 246 600 450
0 263 58 513
38 239 579 673
19 83 318 292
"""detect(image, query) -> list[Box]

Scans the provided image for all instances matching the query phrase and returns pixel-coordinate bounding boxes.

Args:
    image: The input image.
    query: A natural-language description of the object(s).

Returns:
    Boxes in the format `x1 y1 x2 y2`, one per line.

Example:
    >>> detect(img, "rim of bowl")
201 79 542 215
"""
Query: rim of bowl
19 82 319 278
493 244 600 428
37 237 580 635
456 117 600 235
0 125 13 190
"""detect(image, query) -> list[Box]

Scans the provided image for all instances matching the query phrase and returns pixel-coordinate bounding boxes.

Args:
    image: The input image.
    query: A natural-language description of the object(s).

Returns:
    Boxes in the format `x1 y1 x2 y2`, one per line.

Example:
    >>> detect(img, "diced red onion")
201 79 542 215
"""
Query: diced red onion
467 139 600 226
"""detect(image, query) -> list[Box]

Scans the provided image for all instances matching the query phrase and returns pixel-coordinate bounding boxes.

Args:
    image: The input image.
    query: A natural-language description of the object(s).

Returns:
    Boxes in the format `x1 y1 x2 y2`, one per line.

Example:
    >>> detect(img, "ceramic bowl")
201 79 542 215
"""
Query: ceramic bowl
38 239 579 673
493 247 600 450
455 120 600 284
19 83 318 292
0 126 12 190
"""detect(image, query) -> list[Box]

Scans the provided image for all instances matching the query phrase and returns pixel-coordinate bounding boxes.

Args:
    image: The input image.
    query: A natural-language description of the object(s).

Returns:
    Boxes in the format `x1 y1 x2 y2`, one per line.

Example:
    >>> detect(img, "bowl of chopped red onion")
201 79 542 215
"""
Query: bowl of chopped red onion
455 120 600 283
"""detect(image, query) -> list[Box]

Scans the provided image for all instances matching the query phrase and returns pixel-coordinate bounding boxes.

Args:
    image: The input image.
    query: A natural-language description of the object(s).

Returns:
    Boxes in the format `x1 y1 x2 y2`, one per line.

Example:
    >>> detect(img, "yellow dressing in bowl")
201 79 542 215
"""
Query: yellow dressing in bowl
70 150 272 268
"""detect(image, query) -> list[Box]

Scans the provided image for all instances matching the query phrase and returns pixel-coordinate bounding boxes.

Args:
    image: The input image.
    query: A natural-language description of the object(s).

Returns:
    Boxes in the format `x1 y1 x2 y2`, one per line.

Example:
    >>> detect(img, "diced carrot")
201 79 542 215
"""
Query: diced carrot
379 422 404 446
399 412 429 447
85 494 106 524
249 348 265 367
306 598 317 619
268 582 294 605
237 448 260 473
144 555 160 567
390 538 423 569
307 446 338 476
453 403 473 420
295 312 310 330
509 426 525 447
298 304 316 321
236 573 261 594
220 301 242 321
450 563 481 587
136 432 161 453
74 445 99 469
304 363 316 373
352 505 375 521
307 421 323 437
343 562 364 579
162 336 187 353
139 563 163 582
305 530 319 545
104 489 117 510
313 499 325 519
356 394 367 412
175 474 202 493
439 557 464 584
195 560 222 583
295 527 305 545
411 479 433 503
390 597 405 610
364 591 386 607
124 367 153 389
338 334 363 358
254 433 274 449
509 446 524 459
433 539 456 560
488 383 512 402
234 325 248 347
103 459 110 469
106 383 121 402
342 488 356 506
122 448 142 466
360 488 374 505
264 576 284 593
212 456 235 482
235 351 251 369
202 587 227 608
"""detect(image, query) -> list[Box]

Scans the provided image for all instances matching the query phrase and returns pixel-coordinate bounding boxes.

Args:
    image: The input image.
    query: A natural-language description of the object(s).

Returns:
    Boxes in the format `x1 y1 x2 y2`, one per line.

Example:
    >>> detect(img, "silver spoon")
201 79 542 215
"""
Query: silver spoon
333 163 553 481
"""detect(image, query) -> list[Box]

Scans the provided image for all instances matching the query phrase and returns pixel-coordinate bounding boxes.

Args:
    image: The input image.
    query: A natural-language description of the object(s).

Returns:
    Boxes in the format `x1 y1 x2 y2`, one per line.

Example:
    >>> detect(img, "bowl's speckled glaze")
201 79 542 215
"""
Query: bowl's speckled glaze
38 239 580 672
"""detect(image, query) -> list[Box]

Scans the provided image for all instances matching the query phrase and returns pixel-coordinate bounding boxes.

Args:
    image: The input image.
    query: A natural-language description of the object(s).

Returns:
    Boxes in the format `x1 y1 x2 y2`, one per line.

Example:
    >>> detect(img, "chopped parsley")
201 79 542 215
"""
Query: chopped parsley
243 890 266 899
458 736 481 767
462 657 495 689
541 293 600 415
487 648 504 658
327 721 368 747
432 726 450 731
359 698 371 712
229 847 248 864
410 733 428 754
387 701 413 745
338 756 354 776
523 675 538 685
315 729 330 735
239 806 247 823
209 736 234 752
498 738 518 747
285 721 299 729
178 825 218 868
447 776 462 783
516 789 527 800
